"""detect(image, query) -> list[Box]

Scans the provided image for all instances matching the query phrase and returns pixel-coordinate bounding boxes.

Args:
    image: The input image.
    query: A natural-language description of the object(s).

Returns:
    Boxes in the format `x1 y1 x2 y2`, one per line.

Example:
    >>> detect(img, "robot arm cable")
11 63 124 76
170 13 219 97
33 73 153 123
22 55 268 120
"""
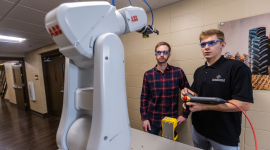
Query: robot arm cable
129 0 133 6
229 101 258 150
143 0 154 28
183 94 258 150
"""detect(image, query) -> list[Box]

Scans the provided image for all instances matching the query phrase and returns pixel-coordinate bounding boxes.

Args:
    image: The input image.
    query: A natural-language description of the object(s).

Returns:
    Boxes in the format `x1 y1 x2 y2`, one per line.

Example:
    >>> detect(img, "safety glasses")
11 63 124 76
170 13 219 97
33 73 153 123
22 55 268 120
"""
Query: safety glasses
199 40 223 48
155 51 170 55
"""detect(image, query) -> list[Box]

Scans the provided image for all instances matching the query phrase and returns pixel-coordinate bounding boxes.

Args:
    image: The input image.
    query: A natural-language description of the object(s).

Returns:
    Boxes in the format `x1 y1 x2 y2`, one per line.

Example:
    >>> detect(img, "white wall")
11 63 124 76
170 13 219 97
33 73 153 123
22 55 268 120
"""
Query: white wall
123 0 270 149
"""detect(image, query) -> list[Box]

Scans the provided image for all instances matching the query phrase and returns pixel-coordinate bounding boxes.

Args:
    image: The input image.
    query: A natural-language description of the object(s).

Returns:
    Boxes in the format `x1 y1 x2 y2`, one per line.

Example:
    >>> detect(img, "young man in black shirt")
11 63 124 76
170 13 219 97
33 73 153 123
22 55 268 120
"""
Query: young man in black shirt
181 29 253 150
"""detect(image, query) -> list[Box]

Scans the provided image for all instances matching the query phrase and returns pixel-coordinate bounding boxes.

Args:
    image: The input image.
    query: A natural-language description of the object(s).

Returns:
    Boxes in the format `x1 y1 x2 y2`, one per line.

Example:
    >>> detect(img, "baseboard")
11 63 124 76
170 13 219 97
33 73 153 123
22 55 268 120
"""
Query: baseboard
2 99 48 118
2 98 9 102
2 99 17 107
9 102 17 107
30 110 48 118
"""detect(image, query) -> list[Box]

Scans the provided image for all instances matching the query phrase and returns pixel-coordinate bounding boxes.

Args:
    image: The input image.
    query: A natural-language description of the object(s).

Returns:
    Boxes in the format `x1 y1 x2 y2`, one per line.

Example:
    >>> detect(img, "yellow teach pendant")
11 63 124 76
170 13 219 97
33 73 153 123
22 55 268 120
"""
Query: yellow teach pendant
161 117 178 141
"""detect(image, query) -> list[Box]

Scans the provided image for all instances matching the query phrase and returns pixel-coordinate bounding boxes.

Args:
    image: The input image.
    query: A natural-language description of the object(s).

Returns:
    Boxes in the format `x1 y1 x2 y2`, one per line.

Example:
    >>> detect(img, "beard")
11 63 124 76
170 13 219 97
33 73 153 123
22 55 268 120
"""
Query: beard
156 57 169 64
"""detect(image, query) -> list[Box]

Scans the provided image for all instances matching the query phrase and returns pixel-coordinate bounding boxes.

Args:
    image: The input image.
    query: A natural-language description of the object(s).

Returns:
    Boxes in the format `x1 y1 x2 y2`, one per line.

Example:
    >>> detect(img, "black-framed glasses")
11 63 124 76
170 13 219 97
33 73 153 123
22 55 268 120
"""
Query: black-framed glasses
155 51 170 55
199 40 223 48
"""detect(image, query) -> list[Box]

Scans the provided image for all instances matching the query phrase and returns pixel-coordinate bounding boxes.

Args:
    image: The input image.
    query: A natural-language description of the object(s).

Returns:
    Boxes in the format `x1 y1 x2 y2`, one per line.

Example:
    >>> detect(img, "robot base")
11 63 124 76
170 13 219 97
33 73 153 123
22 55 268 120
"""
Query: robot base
56 33 131 150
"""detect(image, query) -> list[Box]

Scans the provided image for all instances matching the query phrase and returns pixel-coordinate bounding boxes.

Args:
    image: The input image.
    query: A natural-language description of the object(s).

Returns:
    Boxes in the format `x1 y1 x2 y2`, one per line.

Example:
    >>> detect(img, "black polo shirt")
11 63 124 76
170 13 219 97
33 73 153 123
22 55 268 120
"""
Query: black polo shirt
190 55 253 146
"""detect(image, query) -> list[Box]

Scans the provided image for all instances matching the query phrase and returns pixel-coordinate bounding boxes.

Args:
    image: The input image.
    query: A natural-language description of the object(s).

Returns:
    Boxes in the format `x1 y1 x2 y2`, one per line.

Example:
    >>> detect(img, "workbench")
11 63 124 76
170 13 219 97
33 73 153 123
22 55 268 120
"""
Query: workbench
130 128 201 150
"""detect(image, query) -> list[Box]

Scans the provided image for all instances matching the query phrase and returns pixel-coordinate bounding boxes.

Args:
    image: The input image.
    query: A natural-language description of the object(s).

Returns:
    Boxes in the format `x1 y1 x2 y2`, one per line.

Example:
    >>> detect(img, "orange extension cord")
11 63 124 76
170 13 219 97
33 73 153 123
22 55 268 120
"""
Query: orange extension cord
229 101 258 150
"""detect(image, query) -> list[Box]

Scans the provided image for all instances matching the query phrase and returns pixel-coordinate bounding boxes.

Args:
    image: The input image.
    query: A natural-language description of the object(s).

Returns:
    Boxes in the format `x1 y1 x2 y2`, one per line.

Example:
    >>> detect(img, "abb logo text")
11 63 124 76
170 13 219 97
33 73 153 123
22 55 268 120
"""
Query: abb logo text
131 15 138 22
48 25 63 37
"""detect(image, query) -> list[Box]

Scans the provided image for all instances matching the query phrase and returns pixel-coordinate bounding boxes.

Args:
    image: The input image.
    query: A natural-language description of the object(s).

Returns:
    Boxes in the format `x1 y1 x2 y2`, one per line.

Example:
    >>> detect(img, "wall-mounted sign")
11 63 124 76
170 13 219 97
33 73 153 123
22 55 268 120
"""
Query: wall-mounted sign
220 13 270 90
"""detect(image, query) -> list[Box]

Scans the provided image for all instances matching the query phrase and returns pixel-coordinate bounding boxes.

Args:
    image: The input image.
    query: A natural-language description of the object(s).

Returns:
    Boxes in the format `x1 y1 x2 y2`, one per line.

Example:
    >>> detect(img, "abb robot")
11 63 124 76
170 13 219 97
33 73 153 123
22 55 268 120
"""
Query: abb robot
45 1 157 150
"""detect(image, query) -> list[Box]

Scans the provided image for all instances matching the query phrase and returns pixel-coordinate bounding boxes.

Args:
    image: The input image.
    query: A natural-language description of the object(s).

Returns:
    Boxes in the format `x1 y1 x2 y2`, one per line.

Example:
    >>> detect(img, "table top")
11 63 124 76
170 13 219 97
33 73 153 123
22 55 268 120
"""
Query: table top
130 128 201 150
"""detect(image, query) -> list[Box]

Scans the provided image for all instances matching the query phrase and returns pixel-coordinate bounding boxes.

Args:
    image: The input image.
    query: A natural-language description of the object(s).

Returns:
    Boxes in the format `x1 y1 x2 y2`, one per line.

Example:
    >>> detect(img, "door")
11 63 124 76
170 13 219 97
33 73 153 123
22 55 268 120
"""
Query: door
44 55 65 117
12 62 27 111
0 65 7 98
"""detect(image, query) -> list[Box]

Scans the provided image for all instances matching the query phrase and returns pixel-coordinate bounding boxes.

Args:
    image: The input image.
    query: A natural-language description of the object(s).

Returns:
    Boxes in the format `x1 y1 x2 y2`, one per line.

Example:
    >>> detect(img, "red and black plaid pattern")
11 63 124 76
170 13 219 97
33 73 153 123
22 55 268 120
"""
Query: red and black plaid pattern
140 64 190 128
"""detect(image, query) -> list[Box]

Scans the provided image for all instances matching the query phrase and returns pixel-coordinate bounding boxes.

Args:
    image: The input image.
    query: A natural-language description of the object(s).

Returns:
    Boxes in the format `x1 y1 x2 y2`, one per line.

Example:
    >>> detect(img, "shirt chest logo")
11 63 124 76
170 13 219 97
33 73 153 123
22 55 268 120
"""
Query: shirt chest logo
212 75 225 82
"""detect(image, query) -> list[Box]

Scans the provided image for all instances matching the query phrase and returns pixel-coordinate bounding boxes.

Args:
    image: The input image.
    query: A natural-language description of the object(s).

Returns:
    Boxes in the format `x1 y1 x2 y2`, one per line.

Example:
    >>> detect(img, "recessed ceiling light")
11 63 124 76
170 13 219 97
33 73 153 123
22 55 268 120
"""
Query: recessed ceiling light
0 35 26 43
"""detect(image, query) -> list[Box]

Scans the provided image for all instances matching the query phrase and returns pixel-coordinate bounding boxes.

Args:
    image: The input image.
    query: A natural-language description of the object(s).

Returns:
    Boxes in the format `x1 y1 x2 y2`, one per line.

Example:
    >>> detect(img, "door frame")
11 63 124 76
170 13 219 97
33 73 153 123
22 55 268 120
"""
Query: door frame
0 57 30 111
41 49 64 116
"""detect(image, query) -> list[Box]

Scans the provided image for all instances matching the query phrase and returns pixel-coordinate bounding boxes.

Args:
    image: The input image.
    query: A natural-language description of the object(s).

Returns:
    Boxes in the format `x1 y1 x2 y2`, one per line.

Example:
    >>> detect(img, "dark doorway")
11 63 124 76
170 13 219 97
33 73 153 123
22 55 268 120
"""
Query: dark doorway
0 64 7 99
42 50 65 117
0 57 30 111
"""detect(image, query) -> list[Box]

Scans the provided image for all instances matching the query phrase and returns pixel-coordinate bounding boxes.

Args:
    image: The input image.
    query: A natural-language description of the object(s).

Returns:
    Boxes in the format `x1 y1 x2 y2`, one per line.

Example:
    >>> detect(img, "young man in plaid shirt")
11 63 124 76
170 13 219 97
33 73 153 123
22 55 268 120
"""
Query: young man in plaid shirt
140 41 190 135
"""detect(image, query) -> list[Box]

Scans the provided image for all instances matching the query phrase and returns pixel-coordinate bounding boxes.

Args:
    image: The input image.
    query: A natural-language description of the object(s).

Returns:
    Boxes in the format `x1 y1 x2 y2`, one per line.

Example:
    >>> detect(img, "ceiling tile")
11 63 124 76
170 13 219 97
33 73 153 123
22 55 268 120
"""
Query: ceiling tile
19 0 77 13
152 0 180 9
28 34 54 42
0 42 13 50
0 28 35 38
79 0 111 3
23 39 52 46
2 44 36 52
2 40 53 53
0 18 45 34
7 0 18 3
0 0 14 17
6 4 46 26
79 0 150 11
38 30 50 36
127 0 150 11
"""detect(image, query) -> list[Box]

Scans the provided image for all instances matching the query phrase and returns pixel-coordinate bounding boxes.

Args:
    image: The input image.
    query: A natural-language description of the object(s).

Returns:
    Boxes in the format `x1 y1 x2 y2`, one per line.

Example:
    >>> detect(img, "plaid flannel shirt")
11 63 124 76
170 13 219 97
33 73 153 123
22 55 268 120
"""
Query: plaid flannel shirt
140 64 190 128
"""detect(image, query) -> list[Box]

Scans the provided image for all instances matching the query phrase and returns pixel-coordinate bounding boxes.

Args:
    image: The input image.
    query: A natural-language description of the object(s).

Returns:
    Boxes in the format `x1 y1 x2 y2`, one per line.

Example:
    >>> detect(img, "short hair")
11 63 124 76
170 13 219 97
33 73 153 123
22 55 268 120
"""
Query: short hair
155 41 171 52
199 29 225 42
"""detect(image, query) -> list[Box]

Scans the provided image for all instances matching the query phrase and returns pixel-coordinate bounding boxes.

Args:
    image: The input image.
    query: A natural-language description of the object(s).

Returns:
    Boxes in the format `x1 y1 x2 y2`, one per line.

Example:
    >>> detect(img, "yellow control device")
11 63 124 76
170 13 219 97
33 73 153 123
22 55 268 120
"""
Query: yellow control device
161 117 178 141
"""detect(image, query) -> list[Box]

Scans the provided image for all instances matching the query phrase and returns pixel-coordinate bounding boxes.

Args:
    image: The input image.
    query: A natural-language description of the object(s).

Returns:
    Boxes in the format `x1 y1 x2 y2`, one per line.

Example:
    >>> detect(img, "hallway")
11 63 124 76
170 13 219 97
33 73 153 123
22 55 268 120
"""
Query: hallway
0 99 59 150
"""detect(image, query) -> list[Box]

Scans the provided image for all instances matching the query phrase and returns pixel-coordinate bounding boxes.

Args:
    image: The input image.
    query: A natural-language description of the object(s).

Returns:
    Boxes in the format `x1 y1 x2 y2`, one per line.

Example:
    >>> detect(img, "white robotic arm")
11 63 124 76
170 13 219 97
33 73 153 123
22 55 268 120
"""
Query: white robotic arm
45 2 157 150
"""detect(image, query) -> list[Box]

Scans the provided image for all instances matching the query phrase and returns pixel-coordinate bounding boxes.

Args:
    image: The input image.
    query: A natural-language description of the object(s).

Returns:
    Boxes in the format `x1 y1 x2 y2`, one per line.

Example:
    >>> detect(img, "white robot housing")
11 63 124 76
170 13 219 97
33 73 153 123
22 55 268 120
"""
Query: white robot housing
45 1 149 150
